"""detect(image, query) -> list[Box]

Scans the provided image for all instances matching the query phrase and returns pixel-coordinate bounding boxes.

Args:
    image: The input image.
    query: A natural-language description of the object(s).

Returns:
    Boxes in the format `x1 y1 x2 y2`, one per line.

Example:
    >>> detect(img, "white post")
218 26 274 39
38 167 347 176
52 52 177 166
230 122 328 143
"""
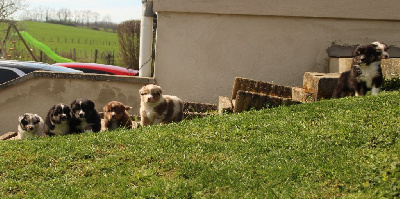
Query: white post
139 0 154 77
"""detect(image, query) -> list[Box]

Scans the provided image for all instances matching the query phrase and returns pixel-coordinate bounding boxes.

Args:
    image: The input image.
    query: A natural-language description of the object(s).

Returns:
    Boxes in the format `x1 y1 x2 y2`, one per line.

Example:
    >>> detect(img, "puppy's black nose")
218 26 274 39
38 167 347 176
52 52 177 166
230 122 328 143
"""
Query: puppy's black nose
79 113 85 118
28 126 34 131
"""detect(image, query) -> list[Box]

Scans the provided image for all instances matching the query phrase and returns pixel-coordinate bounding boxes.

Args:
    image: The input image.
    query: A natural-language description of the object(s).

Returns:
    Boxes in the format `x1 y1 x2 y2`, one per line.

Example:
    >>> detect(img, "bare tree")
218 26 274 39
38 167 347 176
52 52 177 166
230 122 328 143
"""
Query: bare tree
0 0 27 20
102 15 112 31
117 20 141 70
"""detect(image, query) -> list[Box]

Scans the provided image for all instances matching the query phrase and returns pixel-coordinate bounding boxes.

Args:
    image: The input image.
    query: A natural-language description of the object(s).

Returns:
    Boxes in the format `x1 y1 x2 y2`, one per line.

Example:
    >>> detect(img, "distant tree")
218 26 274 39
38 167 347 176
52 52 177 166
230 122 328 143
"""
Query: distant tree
0 0 27 20
101 15 112 31
117 20 140 70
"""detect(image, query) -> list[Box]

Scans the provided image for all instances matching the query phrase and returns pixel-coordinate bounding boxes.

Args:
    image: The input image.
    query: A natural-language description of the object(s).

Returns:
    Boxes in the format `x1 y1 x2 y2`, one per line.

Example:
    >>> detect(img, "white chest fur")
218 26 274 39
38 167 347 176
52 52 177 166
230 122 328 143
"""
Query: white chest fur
358 61 381 88
51 122 70 135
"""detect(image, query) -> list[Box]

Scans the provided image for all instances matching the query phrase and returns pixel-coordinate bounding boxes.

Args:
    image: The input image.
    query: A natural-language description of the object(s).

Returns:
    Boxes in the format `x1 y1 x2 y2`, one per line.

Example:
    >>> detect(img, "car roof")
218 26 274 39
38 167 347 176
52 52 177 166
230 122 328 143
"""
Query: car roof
54 62 138 76
0 60 83 73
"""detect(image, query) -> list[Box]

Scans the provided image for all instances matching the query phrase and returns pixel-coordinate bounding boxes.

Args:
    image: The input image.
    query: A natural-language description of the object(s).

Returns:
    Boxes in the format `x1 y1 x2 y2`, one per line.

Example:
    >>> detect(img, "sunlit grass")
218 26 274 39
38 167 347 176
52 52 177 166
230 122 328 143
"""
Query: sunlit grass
1 91 399 198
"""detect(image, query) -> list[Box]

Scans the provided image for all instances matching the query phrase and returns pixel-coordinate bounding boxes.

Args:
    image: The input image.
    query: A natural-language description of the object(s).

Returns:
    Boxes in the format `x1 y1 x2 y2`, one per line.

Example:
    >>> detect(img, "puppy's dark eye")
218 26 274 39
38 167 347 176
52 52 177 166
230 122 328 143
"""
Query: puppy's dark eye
152 92 160 96
21 119 28 126
140 93 147 96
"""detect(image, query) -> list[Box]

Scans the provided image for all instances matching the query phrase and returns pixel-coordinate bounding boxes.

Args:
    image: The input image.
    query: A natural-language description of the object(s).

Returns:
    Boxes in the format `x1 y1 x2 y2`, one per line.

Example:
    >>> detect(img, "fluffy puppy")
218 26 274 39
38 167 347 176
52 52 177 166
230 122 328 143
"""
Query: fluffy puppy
70 98 101 133
332 43 386 98
44 103 72 136
103 101 133 130
17 113 45 139
139 84 183 126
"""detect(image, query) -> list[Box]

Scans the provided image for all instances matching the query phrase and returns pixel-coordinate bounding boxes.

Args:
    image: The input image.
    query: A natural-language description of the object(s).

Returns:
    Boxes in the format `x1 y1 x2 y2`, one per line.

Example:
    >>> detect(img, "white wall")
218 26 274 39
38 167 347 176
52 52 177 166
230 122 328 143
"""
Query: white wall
153 0 400 103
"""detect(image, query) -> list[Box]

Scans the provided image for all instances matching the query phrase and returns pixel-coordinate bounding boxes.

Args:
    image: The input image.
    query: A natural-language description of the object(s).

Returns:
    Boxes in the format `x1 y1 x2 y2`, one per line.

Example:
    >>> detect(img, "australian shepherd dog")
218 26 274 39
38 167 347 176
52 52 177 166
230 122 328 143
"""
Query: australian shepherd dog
139 84 184 126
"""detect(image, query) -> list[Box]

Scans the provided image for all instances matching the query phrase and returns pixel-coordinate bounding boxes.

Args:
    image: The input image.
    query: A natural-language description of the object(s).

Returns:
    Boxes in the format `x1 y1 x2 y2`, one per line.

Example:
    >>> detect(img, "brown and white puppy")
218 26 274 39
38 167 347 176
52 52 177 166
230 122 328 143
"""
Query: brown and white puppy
70 98 101 133
139 84 183 126
17 113 45 139
332 42 388 98
103 101 133 130
44 103 72 136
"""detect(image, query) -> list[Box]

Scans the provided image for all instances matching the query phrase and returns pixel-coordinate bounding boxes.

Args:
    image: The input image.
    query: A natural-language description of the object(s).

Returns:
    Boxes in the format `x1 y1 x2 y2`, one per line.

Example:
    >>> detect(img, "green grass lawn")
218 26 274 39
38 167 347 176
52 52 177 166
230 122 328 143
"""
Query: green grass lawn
1 92 399 198
1 21 121 65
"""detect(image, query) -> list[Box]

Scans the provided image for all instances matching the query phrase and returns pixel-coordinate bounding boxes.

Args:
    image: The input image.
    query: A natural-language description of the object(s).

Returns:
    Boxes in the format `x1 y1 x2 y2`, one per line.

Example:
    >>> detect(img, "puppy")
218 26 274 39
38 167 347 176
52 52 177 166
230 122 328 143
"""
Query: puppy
44 103 72 136
103 101 133 130
372 41 389 60
17 113 45 139
139 84 183 126
70 98 101 133
332 42 388 98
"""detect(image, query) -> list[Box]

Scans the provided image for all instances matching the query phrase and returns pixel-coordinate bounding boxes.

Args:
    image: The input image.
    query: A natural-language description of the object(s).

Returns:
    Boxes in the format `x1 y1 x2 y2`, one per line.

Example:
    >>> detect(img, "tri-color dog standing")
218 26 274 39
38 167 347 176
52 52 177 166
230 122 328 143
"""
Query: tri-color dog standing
139 84 184 126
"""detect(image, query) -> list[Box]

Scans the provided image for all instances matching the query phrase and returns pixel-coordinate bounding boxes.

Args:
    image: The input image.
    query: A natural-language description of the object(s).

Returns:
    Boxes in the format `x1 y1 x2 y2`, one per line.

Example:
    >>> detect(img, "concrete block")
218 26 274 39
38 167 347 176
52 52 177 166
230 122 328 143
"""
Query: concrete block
303 72 340 100
292 87 314 102
329 58 352 73
218 96 233 115
382 58 400 77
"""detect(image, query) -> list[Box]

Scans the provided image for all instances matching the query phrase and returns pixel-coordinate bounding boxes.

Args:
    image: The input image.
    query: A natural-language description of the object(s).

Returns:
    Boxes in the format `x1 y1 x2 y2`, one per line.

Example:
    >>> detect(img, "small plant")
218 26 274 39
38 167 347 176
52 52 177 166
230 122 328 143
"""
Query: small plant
382 76 400 91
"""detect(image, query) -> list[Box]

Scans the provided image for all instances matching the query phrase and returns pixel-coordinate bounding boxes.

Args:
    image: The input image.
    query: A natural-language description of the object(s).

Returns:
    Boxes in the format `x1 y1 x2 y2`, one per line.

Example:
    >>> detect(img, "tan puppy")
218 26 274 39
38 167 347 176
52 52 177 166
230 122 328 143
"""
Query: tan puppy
17 113 45 139
139 84 183 126
103 101 133 130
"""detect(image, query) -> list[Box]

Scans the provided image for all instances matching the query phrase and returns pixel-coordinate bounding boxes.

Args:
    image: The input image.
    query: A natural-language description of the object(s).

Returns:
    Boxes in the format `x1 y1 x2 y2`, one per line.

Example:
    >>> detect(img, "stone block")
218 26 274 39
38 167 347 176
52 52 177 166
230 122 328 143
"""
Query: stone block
329 58 352 73
303 72 340 100
218 96 233 115
382 58 400 77
291 87 314 102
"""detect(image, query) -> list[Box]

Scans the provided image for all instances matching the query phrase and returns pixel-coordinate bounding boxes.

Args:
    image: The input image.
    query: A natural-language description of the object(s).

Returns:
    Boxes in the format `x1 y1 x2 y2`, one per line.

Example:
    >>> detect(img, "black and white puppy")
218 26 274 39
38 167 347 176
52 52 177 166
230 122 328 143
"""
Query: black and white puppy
70 98 101 133
332 42 388 98
44 103 72 136
17 113 45 139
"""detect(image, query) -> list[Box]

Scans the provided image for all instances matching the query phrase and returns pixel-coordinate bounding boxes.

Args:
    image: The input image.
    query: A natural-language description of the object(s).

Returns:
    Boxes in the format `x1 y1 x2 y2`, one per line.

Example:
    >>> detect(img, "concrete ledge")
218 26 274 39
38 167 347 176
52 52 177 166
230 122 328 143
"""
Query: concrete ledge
0 71 155 91
329 58 400 76
154 0 400 21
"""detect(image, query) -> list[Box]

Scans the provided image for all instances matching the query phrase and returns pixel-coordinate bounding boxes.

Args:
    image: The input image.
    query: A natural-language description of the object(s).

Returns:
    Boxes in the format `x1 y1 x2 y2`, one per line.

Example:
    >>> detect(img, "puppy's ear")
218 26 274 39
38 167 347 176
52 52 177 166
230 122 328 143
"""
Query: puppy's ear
155 85 163 95
139 86 146 95
34 114 41 122
88 100 95 109
70 100 76 108
125 106 132 111
18 115 24 122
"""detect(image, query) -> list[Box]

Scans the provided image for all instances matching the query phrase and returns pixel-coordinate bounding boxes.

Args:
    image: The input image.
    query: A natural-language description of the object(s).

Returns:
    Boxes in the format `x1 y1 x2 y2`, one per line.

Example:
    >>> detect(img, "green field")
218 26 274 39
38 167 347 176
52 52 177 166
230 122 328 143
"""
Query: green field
0 92 399 198
0 21 121 65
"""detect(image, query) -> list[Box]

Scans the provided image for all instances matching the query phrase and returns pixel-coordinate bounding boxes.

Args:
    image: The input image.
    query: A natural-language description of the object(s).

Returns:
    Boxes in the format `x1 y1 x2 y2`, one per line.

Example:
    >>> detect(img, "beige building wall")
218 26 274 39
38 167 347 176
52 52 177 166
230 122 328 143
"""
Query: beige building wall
153 0 400 104
0 72 154 135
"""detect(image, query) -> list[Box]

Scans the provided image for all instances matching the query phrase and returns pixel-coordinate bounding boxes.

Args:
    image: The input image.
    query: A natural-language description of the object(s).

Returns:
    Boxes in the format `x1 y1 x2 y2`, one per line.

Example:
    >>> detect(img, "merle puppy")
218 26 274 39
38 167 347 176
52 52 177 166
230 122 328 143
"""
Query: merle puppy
17 113 45 139
70 98 101 133
44 103 72 136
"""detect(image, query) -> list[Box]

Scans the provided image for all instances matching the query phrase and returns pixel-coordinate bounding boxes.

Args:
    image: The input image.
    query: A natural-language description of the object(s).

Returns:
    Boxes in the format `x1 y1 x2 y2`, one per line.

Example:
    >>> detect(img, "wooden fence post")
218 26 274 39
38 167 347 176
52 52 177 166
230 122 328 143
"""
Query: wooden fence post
94 49 98 63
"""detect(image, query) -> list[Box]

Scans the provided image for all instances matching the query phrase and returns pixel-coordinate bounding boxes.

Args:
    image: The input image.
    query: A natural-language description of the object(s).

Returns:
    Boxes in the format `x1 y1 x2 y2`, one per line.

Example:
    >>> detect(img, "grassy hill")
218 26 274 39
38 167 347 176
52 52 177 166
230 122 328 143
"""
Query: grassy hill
0 21 121 65
1 92 399 198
